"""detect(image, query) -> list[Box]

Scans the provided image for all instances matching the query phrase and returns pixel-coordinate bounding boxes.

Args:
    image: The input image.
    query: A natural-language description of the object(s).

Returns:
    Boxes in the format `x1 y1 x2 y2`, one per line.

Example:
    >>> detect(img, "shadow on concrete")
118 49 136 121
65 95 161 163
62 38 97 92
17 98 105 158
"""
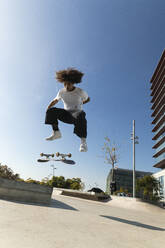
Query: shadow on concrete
100 215 165 231
50 199 78 211
0 198 78 211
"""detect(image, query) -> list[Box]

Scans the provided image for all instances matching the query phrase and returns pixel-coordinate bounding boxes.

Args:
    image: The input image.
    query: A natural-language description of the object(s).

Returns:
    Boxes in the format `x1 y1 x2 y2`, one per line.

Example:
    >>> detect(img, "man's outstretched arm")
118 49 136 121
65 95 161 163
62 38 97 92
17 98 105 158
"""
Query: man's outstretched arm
83 97 90 104
47 99 59 110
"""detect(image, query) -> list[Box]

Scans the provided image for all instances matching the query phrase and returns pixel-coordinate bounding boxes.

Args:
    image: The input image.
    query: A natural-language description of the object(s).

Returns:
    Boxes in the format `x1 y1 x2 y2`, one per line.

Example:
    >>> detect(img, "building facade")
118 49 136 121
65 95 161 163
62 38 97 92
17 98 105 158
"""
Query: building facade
150 50 165 169
106 168 152 195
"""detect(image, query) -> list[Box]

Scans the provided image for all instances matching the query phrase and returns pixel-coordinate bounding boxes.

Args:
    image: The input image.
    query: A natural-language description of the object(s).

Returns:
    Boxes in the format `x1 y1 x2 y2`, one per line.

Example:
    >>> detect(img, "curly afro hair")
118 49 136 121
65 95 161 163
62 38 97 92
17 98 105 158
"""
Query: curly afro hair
56 68 84 84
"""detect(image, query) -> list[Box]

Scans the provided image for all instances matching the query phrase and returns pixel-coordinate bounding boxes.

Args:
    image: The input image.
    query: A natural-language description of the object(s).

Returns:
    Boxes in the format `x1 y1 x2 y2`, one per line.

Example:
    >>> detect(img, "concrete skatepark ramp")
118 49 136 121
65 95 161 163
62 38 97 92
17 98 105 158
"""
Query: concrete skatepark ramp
105 195 165 212
0 177 53 204
53 188 164 212
0 194 164 248
53 187 110 201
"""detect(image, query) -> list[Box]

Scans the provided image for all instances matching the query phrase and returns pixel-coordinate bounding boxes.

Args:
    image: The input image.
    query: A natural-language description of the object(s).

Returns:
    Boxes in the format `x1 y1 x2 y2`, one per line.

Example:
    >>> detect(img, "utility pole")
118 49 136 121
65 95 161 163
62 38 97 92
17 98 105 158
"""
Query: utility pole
50 165 57 177
110 147 117 194
111 147 116 182
131 120 139 198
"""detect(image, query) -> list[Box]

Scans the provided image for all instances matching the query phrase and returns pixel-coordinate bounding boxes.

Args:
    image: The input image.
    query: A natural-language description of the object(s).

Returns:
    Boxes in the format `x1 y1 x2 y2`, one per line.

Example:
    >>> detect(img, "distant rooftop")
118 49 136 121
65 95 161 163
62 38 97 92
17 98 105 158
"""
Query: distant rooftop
113 168 153 174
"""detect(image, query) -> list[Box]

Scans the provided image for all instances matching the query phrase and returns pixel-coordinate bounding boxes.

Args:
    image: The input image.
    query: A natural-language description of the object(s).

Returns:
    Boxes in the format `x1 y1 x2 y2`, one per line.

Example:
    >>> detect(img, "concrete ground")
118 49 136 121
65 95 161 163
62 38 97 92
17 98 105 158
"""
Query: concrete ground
0 192 165 248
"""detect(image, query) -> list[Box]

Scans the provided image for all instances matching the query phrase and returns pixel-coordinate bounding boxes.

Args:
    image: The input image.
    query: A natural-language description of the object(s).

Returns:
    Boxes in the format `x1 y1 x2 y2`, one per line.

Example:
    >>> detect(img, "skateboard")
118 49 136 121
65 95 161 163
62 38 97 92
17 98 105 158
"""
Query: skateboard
37 152 75 165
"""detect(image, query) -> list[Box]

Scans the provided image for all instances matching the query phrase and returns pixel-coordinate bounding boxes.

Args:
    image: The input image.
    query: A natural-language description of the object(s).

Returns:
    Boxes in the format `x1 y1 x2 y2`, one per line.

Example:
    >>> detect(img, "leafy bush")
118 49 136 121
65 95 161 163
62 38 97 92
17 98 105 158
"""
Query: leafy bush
136 175 161 202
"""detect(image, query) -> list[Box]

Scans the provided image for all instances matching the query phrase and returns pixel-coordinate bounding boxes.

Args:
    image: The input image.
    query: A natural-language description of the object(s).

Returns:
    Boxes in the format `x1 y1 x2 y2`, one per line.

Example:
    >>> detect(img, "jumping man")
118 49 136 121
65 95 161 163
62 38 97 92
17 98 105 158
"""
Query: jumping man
45 68 90 152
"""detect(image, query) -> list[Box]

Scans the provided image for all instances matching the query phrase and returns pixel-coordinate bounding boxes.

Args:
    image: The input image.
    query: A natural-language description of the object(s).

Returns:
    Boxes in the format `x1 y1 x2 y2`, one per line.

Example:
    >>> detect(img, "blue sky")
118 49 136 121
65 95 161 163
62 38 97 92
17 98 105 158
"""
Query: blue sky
0 0 165 190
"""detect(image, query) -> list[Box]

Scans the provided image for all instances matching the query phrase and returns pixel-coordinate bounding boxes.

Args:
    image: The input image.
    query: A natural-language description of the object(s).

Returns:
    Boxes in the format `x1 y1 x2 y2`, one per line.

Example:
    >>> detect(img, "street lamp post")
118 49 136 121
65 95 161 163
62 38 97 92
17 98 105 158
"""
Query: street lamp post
131 120 139 198
111 148 116 182
110 147 117 194
50 165 57 177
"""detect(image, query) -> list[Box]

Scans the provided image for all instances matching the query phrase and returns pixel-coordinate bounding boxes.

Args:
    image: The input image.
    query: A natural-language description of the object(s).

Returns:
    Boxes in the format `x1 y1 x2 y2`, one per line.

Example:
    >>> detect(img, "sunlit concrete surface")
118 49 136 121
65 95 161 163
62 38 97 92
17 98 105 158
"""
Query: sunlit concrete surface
106 195 165 212
0 193 164 248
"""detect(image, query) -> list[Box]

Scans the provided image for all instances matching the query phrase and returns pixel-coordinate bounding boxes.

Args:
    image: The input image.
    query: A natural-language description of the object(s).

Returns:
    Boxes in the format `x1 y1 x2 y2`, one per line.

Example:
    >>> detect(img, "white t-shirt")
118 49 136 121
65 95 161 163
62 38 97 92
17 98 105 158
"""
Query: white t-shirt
54 87 88 113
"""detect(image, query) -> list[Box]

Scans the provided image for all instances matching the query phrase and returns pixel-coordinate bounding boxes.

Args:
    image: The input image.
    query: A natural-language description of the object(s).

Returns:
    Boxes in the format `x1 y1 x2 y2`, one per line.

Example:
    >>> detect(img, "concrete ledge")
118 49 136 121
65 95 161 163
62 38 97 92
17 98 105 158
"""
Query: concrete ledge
53 188 110 201
105 195 165 212
0 177 53 204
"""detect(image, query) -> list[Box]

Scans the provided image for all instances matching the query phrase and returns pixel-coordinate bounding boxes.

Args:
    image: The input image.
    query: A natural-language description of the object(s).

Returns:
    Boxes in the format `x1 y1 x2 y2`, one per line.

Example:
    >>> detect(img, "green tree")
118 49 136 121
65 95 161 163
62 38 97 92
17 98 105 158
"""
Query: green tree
47 176 84 190
40 177 50 186
25 178 40 184
49 176 66 188
70 178 82 190
136 175 161 202
0 164 20 180
65 178 72 189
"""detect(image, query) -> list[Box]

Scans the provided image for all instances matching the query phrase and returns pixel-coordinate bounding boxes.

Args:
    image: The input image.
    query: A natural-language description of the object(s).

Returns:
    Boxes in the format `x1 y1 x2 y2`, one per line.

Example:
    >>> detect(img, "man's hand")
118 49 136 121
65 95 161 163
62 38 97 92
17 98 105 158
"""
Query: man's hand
47 99 59 111
83 97 90 104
